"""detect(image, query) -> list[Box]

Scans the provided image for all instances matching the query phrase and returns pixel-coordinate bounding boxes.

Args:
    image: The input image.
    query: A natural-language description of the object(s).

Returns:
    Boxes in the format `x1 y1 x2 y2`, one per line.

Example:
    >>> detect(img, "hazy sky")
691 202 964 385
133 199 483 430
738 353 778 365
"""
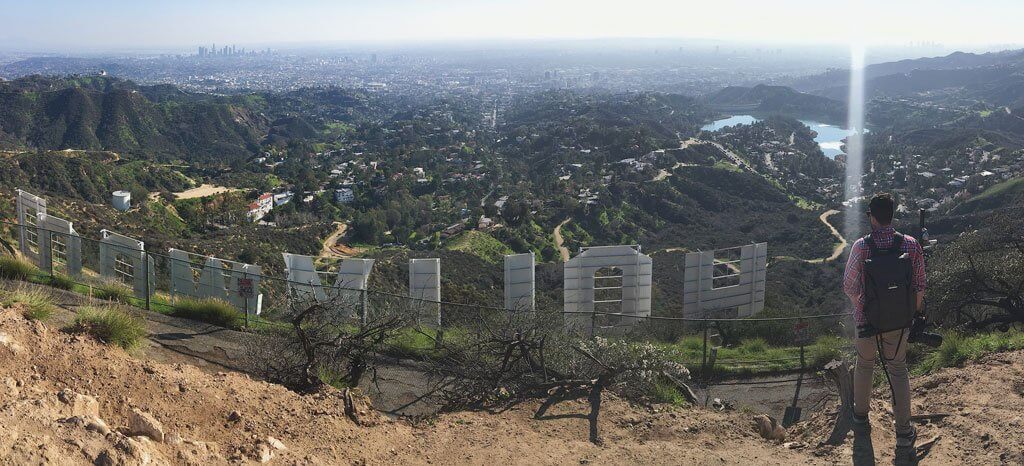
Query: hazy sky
2 0 1022 52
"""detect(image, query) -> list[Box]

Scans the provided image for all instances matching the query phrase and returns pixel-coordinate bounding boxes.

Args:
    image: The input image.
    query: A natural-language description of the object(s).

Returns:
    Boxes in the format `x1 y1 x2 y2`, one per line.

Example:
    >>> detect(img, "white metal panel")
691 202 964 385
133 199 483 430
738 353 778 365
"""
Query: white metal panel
409 258 441 326
563 245 653 334
334 258 375 290
169 248 264 315
36 212 82 277
99 229 152 300
504 252 535 311
16 189 46 264
282 253 327 302
681 243 768 318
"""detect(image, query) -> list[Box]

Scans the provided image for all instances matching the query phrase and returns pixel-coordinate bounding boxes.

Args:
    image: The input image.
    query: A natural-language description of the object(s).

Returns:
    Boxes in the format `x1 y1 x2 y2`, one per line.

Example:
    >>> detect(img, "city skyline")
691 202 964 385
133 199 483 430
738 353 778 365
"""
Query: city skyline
2 0 1023 53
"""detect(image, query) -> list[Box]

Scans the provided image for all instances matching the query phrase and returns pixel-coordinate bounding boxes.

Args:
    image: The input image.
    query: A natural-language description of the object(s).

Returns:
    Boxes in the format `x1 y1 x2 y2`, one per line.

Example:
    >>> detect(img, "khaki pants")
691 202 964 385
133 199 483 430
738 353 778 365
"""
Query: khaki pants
854 329 912 434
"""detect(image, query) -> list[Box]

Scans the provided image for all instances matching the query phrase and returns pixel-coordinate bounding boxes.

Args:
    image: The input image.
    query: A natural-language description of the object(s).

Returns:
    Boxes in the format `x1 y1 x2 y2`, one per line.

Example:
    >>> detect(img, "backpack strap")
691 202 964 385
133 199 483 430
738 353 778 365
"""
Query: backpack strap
864 232 904 255
864 234 880 255
890 233 905 254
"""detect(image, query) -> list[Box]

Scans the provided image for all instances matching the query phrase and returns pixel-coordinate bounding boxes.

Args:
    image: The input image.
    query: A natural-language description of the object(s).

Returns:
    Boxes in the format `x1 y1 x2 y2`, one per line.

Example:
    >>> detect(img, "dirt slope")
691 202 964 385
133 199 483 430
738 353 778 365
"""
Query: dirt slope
0 306 821 465
794 350 1024 465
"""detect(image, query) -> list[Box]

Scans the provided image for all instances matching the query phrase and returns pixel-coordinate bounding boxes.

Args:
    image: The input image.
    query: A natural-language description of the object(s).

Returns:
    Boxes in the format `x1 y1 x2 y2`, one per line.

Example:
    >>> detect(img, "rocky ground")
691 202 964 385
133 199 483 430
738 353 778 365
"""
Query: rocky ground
0 305 823 465
793 351 1024 465
2 301 1023 465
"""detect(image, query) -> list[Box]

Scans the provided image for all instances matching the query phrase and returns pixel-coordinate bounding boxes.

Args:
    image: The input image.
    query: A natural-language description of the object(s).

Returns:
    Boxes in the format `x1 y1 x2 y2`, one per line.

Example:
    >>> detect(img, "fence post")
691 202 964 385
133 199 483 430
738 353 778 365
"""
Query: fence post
359 288 367 327
701 323 709 377
143 250 151 311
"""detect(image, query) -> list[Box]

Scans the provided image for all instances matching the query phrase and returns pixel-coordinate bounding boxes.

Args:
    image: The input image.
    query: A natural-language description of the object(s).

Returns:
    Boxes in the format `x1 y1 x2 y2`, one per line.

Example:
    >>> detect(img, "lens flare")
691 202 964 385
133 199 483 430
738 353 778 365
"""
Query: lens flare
844 42 867 241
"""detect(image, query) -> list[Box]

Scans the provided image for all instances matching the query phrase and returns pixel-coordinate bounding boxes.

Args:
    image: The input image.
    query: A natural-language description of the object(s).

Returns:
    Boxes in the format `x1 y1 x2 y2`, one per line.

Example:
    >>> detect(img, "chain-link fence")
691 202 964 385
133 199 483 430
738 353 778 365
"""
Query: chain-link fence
1 217 856 420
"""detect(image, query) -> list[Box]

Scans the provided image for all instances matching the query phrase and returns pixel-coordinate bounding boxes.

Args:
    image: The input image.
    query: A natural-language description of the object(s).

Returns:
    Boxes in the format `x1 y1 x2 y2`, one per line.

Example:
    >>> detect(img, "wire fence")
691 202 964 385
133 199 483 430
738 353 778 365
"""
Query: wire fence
0 215 856 414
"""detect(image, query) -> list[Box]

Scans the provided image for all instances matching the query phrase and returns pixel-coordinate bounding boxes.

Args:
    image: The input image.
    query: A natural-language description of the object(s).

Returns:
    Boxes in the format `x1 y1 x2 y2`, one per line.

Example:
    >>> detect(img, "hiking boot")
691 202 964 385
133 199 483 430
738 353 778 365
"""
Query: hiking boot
896 426 917 448
852 413 870 427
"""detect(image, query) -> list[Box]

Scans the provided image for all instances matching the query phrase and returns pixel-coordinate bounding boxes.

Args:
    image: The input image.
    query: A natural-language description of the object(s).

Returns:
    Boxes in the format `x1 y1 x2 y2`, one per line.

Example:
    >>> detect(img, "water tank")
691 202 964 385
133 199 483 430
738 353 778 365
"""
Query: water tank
112 191 131 211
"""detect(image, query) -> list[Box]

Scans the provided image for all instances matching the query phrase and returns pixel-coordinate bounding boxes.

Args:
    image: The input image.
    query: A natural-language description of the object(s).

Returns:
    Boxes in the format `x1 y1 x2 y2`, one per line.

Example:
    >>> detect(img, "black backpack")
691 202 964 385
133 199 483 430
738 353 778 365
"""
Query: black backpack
862 233 915 332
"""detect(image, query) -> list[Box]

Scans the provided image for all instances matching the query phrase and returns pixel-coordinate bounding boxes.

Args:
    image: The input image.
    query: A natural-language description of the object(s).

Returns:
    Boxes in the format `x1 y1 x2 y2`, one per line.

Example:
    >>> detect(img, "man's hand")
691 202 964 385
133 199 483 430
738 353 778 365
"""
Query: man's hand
916 291 925 315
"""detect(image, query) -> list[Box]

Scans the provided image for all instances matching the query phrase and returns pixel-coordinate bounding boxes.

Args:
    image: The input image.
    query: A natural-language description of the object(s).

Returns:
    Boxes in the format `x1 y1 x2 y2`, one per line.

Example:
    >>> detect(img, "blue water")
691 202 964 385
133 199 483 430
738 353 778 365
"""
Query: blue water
700 115 760 132
701 115 862 159
799 120 858 158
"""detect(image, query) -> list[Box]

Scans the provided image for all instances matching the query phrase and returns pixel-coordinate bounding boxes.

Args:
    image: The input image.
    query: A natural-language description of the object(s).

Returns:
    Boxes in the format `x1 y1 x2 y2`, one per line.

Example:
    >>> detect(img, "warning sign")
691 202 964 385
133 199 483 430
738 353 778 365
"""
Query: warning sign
237 277 255 298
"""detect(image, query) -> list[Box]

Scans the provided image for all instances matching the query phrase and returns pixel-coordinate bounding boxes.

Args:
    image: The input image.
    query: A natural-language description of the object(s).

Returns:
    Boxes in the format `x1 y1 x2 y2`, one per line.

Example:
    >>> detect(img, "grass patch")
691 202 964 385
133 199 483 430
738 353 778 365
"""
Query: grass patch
47 272 76 291
665 334 848 377
0 256 38 281
3 287 57 321
652 379 689 406
444 230 513 264
68 307 147 350
171 297 243 329
914 329 1024 375
92 281 134 304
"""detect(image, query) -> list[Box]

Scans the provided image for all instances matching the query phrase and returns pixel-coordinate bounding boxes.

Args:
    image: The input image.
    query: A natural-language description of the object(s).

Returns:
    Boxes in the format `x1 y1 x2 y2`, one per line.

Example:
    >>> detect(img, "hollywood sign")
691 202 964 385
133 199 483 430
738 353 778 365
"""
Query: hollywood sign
14 189 767 326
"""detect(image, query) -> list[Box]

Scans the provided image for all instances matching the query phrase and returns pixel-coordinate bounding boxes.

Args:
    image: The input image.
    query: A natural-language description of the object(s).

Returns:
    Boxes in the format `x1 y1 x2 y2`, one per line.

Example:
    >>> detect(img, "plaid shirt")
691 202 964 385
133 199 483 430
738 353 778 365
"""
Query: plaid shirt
843 226 926 324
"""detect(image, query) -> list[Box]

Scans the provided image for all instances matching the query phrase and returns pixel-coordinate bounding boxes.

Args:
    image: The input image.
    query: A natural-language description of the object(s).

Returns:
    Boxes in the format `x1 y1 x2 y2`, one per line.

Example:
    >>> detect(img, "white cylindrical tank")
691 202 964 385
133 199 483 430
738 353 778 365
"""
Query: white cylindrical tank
112 190 131 211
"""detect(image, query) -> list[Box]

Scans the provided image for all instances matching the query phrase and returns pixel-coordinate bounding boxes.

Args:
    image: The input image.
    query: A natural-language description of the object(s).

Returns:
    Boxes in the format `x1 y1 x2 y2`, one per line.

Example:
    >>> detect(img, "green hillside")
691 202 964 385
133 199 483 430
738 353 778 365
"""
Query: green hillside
952 176 1024 214
444 230 513 264
0 76 265 163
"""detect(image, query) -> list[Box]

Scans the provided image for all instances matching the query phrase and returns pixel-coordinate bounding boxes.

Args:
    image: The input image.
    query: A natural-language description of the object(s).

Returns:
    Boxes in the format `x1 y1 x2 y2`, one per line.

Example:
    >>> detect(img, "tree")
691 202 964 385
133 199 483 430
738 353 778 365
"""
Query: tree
246 290 418 392
424 310 693 444
930 213 1024 330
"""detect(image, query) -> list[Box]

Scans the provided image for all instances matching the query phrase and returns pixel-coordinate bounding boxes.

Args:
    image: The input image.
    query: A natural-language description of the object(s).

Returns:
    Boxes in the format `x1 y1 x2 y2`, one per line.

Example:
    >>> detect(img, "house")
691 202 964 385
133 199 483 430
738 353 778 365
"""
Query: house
247 193 274 222
273 191 294 207
334 188 355 204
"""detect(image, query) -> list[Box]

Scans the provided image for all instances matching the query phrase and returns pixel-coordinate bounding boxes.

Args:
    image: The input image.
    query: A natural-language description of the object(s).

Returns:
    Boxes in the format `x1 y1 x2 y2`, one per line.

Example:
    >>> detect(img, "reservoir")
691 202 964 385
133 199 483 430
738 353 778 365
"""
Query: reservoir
701 115 862 158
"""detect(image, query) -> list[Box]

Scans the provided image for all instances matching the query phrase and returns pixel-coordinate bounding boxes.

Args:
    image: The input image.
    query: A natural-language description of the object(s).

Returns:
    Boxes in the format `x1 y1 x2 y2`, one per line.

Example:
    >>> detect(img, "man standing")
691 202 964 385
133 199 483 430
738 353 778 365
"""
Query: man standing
842 193 926 448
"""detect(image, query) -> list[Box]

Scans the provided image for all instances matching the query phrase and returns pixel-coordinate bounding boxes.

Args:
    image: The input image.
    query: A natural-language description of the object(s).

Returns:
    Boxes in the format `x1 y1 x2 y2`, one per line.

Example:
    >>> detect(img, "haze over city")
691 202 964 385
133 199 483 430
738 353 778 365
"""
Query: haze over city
2 0 1023 53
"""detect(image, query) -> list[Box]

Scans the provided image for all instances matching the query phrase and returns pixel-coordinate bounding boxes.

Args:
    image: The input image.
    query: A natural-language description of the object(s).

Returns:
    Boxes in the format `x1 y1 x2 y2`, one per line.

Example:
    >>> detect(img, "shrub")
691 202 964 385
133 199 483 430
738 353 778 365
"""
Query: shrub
48 273 76 291
652 379 689 406
68 307 147 350
0 256 37 281
809 335 847 367
92 281 133 304
738 338 768 354
171 298 243 329
3 287 56 321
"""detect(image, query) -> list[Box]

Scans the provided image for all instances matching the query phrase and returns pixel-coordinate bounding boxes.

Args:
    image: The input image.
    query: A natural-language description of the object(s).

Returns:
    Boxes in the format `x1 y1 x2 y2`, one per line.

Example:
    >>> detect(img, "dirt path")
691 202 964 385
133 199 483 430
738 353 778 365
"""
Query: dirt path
553 218 572 262
811 209 847 263
173 184 239 200
318 222 353 259
773 209 847 264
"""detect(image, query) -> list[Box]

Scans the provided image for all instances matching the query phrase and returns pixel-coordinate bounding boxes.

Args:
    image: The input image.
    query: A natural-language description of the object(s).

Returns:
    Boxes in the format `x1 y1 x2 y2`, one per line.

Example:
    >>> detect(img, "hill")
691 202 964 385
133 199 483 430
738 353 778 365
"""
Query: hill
444 230 513 264
789 49 1024 108
0 75 265 163
706 85 846 122
0 303 821 465
950 176 1024 214
790 49 1024 95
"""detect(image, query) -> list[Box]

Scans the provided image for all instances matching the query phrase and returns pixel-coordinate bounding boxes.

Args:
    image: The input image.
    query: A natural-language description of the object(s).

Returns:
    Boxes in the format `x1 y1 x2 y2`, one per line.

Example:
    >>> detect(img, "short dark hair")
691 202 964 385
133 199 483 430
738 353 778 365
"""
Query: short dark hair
868 193 895 225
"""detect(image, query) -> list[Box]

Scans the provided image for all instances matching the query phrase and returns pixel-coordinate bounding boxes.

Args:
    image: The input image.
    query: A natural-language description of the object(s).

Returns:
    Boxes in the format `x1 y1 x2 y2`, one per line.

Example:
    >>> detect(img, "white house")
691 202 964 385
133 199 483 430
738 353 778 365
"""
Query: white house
334 188 355 204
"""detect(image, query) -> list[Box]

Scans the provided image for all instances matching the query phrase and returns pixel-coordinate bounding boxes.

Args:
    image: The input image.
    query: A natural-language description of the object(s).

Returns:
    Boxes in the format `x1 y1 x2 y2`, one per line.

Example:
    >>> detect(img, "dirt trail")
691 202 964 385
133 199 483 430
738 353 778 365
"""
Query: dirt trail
173 184 239 200
318 222 355 259
814 209 847 263
773 209 847 264
553 218 572 262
